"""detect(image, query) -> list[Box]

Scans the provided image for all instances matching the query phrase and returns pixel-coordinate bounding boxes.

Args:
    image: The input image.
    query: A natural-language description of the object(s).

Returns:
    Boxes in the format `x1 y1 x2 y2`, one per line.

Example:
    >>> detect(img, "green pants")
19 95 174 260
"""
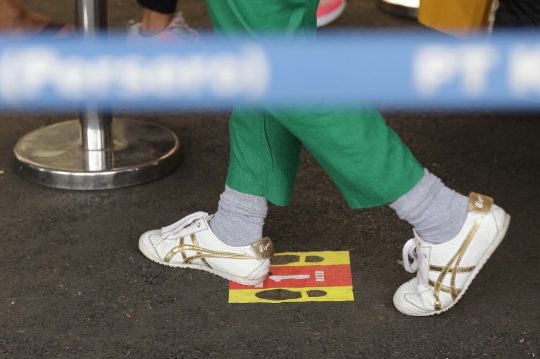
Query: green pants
206 0 424 209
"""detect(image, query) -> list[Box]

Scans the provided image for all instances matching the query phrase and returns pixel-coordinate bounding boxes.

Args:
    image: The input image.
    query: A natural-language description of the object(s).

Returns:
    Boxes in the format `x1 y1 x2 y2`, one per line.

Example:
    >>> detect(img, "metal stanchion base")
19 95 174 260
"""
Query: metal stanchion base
378 0 418 18
14 119 181 190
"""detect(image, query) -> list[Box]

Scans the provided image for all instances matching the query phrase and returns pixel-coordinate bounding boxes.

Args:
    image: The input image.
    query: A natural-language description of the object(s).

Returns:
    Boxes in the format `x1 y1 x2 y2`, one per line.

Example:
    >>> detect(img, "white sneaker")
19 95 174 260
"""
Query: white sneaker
393 192 511 316
126 12 200 44
138 212 274 285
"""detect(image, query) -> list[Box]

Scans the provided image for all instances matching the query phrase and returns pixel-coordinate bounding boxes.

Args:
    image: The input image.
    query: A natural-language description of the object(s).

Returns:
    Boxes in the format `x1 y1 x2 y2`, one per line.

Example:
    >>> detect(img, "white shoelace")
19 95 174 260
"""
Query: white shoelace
153 211 209 248
402 237 428 288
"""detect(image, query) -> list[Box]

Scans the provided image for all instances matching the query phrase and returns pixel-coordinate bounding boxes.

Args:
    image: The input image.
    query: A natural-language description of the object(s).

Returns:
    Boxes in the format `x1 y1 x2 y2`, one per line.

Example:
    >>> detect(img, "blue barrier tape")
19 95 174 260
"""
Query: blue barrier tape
0 31 539 111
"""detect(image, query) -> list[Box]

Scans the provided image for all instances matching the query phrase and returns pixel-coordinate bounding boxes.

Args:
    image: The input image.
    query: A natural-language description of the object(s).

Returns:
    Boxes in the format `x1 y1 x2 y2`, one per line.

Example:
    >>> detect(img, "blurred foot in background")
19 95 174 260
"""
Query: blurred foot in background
127 0 199 43
127 9 199 43
0 0 73 35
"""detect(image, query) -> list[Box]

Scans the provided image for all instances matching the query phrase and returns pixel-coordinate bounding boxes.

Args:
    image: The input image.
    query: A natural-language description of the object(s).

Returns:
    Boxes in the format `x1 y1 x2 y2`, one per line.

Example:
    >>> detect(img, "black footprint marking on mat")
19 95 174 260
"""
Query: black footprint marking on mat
270 255 324 265
255 289 327 301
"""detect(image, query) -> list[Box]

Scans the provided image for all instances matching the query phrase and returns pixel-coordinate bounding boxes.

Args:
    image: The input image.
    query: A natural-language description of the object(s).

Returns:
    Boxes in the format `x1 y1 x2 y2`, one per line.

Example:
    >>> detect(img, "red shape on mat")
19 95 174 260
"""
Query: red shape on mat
229 264 352 289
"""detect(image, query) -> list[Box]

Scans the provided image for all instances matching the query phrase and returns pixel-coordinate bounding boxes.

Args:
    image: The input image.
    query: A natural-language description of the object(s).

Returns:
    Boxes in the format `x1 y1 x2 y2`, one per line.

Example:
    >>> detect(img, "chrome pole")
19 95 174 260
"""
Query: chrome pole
75 0 108 38
75 0 113 159
13 0 182 190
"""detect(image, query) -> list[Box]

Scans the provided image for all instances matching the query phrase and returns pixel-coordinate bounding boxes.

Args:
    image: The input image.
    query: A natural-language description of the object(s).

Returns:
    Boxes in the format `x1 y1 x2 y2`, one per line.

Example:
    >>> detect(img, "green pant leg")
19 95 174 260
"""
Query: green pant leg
206 0 424 208
227 105 423 208
206 0 317 205
226 108 302 206
205 0 317 36
266 106 424 208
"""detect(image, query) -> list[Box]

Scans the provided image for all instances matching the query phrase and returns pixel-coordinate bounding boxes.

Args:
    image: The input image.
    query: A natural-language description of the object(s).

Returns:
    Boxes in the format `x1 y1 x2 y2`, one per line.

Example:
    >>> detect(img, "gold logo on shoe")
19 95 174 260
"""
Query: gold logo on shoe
251 238 275 260
475 196 484 209
468 192 493 214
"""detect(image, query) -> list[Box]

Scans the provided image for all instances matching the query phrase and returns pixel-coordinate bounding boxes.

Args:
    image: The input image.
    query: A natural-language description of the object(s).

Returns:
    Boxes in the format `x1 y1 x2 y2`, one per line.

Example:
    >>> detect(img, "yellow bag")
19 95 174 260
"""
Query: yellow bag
418 0 496 37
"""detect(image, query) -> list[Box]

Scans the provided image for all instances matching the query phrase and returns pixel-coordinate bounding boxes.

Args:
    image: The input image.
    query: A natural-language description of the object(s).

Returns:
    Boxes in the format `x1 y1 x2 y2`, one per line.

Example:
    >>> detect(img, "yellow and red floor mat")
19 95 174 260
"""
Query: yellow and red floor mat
229 251 354 303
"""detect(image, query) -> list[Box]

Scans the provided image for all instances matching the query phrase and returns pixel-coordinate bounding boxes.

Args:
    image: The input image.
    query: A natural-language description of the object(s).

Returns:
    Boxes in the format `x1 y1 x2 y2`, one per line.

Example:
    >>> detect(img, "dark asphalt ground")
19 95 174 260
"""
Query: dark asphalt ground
1 1 539 358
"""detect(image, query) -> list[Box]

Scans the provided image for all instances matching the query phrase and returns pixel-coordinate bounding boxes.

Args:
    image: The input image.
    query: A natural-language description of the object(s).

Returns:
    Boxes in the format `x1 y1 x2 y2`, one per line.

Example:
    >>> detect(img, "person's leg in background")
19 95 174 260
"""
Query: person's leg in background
0 0 186 39
0 0 47 31
137 0 177 34
127 0 199 42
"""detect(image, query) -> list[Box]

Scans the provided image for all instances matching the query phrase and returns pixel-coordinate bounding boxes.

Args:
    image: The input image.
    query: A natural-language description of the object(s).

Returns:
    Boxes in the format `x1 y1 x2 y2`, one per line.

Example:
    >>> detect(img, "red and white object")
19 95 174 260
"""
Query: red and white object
317 0 346 27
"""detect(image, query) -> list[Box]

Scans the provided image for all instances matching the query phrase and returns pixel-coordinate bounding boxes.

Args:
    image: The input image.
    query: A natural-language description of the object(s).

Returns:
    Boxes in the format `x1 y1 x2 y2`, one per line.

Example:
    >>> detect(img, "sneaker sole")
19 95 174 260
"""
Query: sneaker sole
138 239 266 286
317 0 346 27
395 213 511 316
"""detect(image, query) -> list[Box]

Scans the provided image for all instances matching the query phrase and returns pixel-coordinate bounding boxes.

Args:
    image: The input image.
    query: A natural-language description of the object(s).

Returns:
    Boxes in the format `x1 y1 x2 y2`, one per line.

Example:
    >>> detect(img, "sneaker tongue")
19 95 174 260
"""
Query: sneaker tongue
160 211 208 239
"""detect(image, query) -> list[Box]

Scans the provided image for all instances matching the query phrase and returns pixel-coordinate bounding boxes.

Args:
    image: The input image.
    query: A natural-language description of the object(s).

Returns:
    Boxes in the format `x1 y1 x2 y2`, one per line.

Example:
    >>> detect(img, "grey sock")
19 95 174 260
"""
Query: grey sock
209 186 268 247
389 169 469 244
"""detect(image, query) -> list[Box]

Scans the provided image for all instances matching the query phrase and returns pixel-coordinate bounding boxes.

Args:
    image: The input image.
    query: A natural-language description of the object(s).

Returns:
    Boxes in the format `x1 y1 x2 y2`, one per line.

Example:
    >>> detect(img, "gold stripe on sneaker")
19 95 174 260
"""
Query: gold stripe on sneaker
163 238 254 265
428 279 458 295
432 218 482 310
190 234 212 269
179 236 187 261
183 252 254 263
183 248 253 263
429 265 475 273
